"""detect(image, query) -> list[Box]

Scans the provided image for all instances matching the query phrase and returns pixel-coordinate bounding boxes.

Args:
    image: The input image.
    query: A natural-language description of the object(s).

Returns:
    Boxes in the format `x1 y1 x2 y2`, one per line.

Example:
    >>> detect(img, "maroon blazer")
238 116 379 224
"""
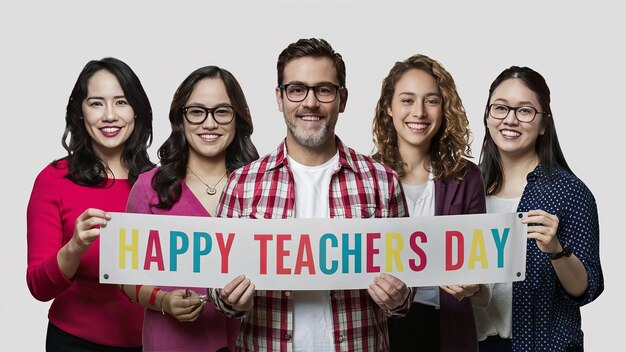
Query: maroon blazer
434 162 486 352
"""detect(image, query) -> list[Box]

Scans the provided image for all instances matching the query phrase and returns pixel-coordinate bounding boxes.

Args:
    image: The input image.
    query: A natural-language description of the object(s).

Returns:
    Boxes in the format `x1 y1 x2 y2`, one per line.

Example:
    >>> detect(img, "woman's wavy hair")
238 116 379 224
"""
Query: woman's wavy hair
55 57 154 186
153 66 259 209
372 54 472 180
479 66 571 195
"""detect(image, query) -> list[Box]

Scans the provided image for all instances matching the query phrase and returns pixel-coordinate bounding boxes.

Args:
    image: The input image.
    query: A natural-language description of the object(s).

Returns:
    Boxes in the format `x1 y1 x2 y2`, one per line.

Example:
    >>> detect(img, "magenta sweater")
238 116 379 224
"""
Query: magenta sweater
26 160 144 347
126 167 239 352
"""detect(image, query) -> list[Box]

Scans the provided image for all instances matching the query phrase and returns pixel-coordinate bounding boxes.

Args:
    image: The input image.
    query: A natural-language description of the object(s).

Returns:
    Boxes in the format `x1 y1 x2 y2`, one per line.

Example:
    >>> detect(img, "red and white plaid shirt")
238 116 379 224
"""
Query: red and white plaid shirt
211 138 412 352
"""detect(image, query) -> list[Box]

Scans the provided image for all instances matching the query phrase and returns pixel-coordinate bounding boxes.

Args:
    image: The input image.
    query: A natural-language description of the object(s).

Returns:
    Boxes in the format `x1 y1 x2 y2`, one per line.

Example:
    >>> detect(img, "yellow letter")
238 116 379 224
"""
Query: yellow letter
468 229 488 269
119 228 139 269
385 232 404 272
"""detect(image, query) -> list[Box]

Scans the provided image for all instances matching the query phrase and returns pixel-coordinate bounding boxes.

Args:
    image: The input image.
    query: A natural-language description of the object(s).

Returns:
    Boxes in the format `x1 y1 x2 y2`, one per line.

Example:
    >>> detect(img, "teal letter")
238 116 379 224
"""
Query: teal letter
491 228 509 268
320 233 338 274
193 232 212 273
170 231 189 271
342 233 362 273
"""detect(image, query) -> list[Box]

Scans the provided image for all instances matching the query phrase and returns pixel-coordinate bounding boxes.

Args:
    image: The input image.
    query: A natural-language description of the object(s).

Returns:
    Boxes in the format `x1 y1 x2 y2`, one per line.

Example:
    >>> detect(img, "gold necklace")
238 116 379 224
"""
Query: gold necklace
187 168 227 195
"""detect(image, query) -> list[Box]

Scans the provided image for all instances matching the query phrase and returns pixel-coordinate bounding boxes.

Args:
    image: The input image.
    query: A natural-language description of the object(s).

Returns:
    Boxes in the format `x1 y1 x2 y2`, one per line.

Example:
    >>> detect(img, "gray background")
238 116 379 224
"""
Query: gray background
1 0 623 350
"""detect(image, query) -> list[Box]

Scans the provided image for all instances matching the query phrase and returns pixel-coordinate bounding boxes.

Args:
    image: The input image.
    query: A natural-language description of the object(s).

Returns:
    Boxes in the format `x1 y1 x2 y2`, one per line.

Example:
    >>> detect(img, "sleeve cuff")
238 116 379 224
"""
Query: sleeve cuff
208 288 246 318
387 287 414 317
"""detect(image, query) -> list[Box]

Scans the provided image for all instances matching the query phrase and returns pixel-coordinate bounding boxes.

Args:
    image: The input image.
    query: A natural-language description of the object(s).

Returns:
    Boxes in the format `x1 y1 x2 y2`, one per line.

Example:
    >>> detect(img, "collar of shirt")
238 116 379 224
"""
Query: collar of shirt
267 137 359 174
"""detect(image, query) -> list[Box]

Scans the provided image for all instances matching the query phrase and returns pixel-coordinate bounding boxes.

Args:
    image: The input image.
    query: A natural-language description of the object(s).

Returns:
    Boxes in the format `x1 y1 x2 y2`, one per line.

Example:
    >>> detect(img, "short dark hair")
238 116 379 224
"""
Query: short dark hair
479 66 571 194
277 38 346 87
58 57 154 186
153 66 259 209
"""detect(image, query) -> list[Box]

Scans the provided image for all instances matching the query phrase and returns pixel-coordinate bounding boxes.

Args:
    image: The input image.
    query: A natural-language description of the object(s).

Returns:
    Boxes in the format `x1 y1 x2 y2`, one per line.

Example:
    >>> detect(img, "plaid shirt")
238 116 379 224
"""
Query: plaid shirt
210 139 412 352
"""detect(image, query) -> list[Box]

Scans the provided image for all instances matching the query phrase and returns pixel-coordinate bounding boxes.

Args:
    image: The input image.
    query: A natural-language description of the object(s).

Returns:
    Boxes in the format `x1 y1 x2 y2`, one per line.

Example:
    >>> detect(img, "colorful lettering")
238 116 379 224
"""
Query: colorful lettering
254 234 273 275
342 233 362 273
193 232 212 273
445 230 464 271
143 230 164 271
468 229 488 269
170 231 188 271
216 232 235 273
408 231 427 272
491 228 509 268
320 233 338 274
366 232 381 273
385 232 404 272
119 228 138 269
294 234 315 274
276 234 291 275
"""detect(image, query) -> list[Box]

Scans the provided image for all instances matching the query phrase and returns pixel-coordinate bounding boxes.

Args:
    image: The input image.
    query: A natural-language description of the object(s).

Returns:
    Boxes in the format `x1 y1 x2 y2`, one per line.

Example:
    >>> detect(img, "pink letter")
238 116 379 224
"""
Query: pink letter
254 234 273 275
445 231 464 271
408 231 427 272
366 232 381 273
216 232 235 273
277 234 292 275
294 234 316 274
144 230 165 271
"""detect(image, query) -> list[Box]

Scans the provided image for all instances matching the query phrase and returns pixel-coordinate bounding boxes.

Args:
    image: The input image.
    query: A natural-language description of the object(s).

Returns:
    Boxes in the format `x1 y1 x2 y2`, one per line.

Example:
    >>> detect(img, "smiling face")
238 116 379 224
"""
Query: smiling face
276 56 347 151
387 69 443 154
487 78 546 159
81 69 135 159
184 77 236 162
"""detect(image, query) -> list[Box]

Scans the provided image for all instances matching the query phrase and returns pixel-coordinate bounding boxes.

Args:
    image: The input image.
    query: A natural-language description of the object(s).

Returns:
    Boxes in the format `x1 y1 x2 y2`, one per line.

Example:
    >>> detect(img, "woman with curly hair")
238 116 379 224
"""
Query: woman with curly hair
122 65 259 351
372 54 487 352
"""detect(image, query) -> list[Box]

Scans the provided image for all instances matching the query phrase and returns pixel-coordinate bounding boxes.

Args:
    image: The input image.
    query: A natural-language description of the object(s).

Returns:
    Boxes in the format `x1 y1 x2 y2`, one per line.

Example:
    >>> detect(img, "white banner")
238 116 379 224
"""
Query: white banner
100 212 527 290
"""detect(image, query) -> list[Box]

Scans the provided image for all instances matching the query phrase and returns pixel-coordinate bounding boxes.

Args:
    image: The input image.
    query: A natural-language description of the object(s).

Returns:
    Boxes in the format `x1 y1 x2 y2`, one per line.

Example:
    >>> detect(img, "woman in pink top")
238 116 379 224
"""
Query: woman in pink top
123 66 258 351
26 57 154 351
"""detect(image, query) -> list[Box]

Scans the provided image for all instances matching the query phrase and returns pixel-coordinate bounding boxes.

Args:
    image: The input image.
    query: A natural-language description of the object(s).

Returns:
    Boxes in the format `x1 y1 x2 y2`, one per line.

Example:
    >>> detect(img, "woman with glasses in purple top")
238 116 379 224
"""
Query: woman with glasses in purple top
122 65 258 351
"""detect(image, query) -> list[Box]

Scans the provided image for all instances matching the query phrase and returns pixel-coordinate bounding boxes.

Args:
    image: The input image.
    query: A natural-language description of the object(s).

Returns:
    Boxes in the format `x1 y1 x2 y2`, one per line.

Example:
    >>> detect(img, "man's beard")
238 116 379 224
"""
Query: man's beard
284 108 337 149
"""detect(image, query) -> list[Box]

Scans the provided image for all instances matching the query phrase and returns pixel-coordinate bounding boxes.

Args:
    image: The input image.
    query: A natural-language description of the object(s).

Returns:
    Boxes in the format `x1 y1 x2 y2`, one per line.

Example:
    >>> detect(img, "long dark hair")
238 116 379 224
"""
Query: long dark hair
55 57 154 186
372 54 471 181
479 66 571 195
153 66 259 209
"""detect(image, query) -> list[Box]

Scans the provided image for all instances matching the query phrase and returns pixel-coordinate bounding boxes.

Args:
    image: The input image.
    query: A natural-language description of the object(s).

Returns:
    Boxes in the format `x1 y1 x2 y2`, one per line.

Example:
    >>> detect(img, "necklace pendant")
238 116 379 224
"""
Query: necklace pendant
206 186 217 195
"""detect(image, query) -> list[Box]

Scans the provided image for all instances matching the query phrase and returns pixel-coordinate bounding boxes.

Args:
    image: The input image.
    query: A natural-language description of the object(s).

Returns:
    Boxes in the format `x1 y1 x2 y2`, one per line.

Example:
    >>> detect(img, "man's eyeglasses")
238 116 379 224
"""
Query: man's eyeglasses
488 104 549 123
279 83 342 103
182 105 235 125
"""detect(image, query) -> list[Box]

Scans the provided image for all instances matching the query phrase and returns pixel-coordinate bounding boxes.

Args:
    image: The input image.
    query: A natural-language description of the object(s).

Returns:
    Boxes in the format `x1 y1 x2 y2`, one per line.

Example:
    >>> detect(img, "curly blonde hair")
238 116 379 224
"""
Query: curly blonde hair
372 54 472 181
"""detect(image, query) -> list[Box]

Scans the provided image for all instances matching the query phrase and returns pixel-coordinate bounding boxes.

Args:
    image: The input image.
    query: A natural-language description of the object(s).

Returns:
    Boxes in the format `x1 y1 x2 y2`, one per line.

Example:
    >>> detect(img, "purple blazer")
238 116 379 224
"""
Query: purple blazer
434 162 486 352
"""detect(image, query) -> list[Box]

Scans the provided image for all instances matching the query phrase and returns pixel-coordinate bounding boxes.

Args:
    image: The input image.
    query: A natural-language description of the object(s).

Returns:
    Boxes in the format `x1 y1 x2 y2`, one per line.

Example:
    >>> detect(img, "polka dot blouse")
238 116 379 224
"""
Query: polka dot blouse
512 164 603 351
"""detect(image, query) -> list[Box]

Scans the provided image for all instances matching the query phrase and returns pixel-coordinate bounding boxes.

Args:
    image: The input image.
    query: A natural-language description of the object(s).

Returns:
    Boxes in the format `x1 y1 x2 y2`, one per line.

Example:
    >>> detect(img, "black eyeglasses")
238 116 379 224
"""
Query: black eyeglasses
182 105 235 125
488 104 549 123
279 83 342 103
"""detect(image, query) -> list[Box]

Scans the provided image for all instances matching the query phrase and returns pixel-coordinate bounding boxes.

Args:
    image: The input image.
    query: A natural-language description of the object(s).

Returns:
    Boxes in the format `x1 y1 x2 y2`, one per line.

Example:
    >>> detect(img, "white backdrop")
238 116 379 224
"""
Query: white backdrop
1 0 623 350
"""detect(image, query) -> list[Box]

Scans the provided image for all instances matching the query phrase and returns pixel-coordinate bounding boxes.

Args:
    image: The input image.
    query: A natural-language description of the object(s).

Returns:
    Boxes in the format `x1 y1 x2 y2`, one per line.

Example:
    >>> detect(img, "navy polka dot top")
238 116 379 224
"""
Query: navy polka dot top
512 164 603 351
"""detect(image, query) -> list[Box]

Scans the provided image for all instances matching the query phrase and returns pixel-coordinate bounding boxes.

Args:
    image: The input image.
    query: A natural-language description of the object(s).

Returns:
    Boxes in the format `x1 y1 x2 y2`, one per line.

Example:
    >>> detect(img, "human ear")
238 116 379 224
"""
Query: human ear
275 87 284 113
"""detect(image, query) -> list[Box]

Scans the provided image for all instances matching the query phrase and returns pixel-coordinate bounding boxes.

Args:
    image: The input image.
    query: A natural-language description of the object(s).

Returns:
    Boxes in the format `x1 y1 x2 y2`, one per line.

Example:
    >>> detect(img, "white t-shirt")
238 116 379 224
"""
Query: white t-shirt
288 153 338 352
402 177 439 308
473 195 521 341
